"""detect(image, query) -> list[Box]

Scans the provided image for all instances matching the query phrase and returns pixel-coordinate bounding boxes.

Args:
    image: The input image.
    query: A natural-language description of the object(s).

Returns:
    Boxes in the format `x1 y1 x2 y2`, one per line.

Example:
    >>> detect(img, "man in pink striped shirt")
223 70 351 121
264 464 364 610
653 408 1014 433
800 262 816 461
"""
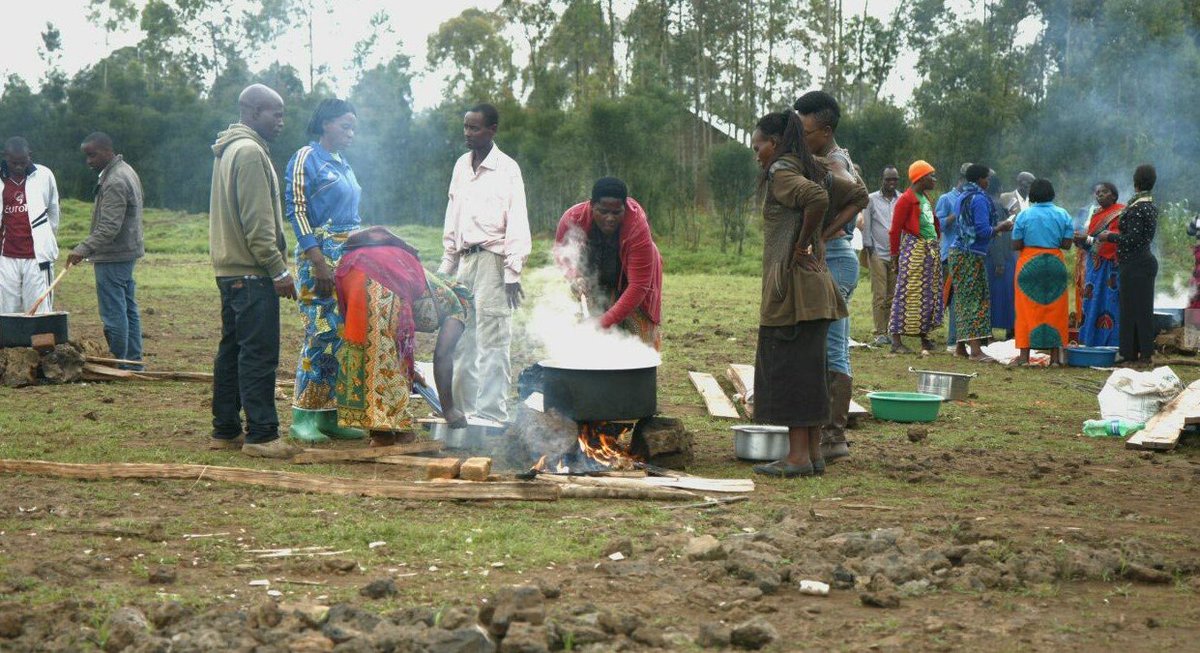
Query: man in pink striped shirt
438 103 531 423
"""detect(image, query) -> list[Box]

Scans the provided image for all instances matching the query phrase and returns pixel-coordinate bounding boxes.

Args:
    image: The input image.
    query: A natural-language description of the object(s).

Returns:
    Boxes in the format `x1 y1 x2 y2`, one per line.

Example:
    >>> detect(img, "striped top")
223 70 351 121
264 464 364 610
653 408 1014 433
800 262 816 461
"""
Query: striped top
284 141 362 252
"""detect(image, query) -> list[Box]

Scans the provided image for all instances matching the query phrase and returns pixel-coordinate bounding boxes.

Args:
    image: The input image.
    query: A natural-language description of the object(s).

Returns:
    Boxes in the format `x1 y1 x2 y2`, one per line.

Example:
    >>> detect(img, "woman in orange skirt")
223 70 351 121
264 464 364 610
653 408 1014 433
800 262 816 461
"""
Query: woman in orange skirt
1012 179 1075 366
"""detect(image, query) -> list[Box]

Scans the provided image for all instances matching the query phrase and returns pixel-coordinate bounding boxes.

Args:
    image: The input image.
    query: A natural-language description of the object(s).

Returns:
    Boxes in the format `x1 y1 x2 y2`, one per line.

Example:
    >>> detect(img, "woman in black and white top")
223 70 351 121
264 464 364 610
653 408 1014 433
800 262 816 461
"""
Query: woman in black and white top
1096 164 1158 366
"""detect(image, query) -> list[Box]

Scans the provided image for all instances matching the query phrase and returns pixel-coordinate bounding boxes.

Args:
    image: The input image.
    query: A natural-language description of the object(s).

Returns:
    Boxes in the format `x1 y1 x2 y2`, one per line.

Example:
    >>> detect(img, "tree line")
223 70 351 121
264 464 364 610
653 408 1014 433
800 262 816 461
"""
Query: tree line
1 0 1196 252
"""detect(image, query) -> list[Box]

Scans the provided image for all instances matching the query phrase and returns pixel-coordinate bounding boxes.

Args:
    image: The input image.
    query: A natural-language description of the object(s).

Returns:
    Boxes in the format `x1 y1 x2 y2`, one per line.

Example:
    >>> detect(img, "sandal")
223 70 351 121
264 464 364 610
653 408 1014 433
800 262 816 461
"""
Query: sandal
752 460 816 478
891 343 914 354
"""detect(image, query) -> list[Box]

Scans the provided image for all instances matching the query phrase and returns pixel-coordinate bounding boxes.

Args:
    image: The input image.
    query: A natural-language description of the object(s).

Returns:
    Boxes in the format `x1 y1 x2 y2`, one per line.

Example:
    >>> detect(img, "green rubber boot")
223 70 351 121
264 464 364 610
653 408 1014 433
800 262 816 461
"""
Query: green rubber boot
288 408 329 443
317 410 366 440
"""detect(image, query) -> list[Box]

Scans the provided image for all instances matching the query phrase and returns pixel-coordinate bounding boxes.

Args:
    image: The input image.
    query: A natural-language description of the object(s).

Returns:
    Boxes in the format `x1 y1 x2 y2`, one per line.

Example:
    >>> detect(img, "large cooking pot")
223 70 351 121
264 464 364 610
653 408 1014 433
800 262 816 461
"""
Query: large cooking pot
0 312 69 348
539 356 659 421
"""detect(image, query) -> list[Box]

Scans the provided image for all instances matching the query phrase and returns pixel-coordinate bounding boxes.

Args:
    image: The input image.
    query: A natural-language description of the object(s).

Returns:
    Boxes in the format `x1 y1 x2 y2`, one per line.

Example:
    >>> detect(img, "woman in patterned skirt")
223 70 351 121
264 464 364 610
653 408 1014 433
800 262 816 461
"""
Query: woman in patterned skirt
951 164 1014 360
285 99 365 442
335 227 472 446
887 160 943 354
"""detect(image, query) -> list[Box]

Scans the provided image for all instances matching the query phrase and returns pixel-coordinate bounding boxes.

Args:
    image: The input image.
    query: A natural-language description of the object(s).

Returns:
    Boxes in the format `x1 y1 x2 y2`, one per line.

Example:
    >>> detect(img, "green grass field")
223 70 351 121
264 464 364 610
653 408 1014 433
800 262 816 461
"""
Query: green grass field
1 201 1198 649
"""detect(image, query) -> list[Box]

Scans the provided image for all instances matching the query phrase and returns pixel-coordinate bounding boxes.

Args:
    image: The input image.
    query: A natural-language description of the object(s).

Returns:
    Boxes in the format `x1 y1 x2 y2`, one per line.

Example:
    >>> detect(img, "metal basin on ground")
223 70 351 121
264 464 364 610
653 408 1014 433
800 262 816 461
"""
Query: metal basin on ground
731 424 789 461
908 367 977 402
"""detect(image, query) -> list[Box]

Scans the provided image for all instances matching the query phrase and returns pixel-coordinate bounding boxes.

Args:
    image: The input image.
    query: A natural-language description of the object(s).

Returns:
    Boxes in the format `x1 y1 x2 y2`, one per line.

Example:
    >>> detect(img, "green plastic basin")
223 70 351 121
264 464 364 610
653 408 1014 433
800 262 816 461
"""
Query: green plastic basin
866 391 943 423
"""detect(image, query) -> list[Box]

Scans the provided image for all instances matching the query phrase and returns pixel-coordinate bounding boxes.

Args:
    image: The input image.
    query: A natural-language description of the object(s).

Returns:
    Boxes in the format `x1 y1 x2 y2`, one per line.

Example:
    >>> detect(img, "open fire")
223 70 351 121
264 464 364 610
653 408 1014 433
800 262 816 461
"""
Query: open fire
532 421 640 474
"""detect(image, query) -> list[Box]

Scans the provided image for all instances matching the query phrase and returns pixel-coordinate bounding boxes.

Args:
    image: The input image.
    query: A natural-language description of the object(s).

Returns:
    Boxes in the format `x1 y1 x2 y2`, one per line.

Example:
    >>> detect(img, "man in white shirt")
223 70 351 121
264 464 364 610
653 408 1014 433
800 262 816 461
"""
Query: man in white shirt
859 166 901 345
438 103 531 423
0 137 60 314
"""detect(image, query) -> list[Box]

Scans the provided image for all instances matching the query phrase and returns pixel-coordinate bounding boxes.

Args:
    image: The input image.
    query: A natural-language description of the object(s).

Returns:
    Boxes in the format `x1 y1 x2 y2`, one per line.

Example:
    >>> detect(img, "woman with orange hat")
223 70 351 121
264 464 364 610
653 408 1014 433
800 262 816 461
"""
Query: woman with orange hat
886 160 944 353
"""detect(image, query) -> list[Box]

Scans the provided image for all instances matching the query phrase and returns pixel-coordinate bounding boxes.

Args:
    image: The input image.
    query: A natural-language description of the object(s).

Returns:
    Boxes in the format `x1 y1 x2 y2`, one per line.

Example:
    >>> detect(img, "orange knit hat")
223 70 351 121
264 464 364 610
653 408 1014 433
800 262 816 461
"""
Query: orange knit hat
908 160 935 184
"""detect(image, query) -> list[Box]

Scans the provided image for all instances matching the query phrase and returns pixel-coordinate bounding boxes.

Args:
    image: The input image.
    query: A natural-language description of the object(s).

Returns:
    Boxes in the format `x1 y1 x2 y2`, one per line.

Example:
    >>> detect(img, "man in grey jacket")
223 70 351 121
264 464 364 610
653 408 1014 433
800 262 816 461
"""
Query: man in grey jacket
68 132 145 369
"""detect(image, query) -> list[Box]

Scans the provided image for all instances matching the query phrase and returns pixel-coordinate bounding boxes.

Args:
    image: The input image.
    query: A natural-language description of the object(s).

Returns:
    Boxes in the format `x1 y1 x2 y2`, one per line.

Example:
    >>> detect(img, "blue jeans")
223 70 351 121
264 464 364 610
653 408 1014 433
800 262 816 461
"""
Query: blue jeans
94 261 143 369
825 237 859 375
212 276 281 444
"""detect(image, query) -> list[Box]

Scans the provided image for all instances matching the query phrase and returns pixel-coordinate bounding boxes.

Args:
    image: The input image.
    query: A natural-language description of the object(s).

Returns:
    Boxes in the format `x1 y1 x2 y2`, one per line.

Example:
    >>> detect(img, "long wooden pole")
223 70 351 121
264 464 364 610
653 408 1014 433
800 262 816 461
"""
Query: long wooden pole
0 460 559 502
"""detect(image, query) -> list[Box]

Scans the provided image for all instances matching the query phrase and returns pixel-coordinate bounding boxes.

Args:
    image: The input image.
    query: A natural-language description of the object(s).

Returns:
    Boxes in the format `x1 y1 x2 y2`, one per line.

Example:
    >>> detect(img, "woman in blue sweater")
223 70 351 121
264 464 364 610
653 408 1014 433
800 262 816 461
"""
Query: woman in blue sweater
950 164 1014 360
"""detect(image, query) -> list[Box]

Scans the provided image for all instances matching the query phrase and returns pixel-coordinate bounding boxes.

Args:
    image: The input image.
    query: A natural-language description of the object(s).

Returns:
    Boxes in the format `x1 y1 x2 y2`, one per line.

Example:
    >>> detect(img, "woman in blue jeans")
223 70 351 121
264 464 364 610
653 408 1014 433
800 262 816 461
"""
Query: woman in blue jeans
818 159 868 463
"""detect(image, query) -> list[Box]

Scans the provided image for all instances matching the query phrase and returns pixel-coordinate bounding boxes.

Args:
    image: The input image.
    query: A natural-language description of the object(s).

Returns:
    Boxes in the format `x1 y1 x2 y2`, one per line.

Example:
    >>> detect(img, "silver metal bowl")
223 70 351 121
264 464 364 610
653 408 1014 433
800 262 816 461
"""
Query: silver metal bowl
908 367 977 402
731 424 789 461
422 417 507 451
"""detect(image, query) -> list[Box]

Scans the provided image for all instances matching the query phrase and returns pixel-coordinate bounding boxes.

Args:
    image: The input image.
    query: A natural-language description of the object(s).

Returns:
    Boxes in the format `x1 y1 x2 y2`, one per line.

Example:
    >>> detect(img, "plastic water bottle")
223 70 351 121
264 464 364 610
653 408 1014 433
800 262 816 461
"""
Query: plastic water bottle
1082 419 1144 437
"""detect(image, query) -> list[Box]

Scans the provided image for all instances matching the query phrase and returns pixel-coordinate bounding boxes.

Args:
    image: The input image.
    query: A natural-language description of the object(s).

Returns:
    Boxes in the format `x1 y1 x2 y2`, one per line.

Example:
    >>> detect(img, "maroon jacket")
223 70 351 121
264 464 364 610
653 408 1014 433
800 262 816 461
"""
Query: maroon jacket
554 198 663 328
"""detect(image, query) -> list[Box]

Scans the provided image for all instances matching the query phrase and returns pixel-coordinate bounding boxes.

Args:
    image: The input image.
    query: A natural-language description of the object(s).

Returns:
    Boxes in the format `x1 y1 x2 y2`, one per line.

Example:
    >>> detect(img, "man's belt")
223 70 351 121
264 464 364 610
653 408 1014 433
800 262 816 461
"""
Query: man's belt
461 244 487 256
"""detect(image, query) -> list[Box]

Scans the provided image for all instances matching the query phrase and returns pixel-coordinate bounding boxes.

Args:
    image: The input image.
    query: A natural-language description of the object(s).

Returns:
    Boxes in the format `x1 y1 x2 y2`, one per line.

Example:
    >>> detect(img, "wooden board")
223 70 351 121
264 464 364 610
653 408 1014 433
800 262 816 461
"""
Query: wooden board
688 371 740 418
725 364 755 417
849 399 869 417
1126 379 1200 451
291 441 444 464
0 460 558 501
537 472 752 494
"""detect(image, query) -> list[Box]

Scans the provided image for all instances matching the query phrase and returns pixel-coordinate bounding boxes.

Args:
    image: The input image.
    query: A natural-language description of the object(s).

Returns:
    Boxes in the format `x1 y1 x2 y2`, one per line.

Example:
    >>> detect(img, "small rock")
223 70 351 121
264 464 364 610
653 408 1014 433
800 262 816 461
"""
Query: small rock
359 578 399 599
685 535 726 561
831 567 856 590
281 602 330 627
149 601 192 629
232 563 256 574
486 585 545 637
601 538 633 558
697 623 731 648
537 580 561 600
324 558 358 573
598 610 641 636
1123 563 1172 584
104 607 150 653
924 617 945 633
499 621 548 653
0 612 22 639
83 410 100 421
630 626 666 648
287 631 335 653
860 590 902 608
907 427 928 443
147 566 177 585
729 617 778 650
437 606 477 630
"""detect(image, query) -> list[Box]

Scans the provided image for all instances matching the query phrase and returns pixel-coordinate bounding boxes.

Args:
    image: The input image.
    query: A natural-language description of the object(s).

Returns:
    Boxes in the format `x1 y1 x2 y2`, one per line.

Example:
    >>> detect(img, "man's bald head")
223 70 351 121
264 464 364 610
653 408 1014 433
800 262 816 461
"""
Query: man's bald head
1016 171 1035 195
238 84 285 142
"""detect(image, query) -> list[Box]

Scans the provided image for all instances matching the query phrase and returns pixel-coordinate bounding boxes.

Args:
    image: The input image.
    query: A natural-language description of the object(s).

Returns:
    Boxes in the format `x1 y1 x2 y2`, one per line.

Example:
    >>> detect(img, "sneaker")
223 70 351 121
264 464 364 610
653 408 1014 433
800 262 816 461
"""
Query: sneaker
242 438 302 459
207 436 244 450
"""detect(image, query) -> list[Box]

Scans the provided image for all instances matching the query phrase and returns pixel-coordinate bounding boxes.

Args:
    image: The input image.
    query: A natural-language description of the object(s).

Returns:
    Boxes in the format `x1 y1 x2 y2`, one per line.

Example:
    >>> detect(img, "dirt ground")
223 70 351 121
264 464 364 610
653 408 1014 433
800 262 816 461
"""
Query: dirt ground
1 258 1199 651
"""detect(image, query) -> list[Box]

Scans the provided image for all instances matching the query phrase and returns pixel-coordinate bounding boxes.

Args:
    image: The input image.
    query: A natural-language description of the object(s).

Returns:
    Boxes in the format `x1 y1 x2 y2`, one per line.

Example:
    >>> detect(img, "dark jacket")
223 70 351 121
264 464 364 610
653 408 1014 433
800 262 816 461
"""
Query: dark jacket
73 155 144 263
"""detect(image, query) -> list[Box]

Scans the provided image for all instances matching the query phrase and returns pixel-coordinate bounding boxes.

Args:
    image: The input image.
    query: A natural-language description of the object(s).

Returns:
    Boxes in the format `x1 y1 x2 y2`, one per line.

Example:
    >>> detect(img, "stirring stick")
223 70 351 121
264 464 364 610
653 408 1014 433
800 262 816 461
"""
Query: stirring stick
26 263 72 315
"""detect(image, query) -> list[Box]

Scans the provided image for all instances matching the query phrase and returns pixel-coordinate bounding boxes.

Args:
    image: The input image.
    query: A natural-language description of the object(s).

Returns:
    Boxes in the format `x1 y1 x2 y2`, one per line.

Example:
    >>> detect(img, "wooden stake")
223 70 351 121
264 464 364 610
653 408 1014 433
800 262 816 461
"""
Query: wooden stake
0 460 558 502
291 441 443 464
558 484 695 501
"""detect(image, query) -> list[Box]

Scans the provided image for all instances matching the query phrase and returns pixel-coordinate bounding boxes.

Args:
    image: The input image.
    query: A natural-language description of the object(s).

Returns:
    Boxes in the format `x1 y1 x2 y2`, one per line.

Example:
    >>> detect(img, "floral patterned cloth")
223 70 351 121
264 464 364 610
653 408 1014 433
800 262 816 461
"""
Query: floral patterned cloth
293 224 356 409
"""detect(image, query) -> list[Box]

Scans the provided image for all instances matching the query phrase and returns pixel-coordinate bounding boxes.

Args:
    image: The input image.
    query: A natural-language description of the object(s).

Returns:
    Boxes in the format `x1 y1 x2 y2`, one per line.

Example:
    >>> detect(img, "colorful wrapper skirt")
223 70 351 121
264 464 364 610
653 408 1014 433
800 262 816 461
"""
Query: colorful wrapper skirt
293 223 357 410
1014 246 1069 349
949 249 991 342
888 233 944 336
336 268 472 432
1079 255 1120 347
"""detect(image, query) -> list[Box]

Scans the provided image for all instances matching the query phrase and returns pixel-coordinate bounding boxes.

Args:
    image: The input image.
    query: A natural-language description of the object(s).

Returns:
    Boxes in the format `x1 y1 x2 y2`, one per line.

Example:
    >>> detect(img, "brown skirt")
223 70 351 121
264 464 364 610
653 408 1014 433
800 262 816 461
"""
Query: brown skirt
754 321 831 427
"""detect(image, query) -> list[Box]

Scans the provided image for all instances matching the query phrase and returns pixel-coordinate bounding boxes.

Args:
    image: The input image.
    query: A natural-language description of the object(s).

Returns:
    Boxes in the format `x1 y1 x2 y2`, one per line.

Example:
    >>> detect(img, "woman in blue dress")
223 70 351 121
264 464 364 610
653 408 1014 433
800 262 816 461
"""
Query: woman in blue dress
285 98 366 442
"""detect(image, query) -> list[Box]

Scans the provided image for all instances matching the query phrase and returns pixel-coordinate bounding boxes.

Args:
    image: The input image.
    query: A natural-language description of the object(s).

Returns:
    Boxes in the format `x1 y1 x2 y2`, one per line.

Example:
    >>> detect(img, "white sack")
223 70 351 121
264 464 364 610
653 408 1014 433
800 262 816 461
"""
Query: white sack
1097 366 1183 423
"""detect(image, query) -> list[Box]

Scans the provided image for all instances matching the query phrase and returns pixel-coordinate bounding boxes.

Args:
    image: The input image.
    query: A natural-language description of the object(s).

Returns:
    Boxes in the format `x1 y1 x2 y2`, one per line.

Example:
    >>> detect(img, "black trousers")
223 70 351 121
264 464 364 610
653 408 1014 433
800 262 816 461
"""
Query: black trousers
212 276 281 443
1117 253 1157 362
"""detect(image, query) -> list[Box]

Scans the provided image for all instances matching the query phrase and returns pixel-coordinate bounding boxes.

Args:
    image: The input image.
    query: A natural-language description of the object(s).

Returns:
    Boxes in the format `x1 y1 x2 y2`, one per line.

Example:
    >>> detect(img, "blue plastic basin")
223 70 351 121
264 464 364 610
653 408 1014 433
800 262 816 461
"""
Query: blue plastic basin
1065 346 1118 368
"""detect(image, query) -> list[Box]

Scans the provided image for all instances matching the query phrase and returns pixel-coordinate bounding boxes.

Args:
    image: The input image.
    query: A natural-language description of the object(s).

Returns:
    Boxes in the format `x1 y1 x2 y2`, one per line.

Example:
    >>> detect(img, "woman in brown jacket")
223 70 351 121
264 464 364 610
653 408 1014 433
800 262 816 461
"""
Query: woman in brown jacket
749 112 848 478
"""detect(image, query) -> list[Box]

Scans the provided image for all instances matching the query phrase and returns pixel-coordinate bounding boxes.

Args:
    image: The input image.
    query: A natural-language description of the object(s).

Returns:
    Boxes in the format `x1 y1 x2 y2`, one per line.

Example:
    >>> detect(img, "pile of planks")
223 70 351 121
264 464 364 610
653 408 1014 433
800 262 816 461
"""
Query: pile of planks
1125 378 1200 452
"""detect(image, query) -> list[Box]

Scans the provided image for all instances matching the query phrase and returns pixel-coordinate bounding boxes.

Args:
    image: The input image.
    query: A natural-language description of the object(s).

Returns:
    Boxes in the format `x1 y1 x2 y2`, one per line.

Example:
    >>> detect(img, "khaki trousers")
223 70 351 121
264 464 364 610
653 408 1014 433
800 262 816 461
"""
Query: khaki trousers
860 248 897 335
452 251 512 422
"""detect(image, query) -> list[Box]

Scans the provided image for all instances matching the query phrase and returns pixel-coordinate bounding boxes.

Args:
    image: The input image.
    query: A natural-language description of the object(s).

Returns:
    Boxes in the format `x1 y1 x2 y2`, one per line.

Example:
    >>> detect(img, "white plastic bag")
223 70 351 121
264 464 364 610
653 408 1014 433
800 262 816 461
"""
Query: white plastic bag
1097 366 1183 423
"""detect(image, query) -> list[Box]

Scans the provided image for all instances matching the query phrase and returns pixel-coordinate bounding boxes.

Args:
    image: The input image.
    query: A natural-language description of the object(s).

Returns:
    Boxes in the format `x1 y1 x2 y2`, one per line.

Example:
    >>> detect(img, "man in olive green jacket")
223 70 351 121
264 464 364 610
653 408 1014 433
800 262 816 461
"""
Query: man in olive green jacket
207 84 299 459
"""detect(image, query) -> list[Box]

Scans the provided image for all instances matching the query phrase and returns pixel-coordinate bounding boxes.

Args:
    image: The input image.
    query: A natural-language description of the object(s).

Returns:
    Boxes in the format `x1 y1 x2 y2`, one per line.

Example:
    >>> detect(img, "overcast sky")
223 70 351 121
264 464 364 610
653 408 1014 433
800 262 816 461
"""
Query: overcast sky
2 1 1023 111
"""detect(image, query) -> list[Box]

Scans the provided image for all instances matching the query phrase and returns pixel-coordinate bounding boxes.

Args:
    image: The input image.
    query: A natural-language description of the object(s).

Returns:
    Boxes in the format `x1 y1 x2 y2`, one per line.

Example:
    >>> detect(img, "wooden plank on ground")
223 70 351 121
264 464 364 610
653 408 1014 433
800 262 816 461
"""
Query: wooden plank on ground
849 399 869 417
689 371 740 418
0 460 558 501
1126 379 1200 451
291 441 443 464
